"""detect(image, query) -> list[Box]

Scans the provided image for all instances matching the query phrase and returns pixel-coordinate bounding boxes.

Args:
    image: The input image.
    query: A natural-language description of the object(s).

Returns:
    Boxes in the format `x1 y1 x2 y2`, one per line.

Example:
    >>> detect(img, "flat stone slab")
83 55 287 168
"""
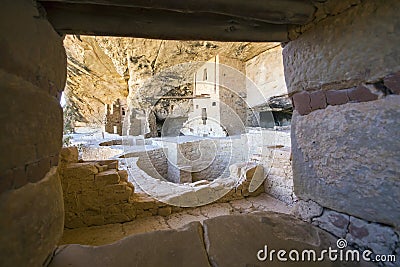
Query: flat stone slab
203 213 372 267
52 213 374 267
49 222 210 267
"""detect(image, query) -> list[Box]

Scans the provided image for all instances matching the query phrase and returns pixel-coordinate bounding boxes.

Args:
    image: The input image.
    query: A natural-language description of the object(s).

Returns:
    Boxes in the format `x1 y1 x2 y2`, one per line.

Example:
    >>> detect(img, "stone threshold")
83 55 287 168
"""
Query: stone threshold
50 212 376 267
60 193 291 246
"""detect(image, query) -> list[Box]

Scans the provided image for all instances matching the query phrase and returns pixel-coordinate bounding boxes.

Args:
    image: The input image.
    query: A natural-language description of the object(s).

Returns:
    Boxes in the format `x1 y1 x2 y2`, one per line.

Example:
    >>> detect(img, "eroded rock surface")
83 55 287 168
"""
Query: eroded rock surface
292 96 400 228
64 36 278 125
51 213 375 267
50 222 210 267
59 193 291 246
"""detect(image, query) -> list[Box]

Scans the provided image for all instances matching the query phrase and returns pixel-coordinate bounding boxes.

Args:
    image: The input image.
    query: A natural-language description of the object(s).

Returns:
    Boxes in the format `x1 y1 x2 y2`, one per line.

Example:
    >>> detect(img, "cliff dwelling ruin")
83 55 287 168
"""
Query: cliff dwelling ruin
0 1 399 267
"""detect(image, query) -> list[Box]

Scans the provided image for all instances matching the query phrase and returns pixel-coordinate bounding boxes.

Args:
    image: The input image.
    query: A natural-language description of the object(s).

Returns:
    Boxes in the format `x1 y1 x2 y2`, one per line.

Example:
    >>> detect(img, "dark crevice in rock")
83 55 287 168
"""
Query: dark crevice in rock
151 40 164 75
201 222 216 267
371 81 393 95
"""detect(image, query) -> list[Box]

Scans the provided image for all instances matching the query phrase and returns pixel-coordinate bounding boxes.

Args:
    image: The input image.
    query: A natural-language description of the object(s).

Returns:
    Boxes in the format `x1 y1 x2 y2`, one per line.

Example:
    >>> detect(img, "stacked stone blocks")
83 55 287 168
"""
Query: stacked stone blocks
60 147 265 228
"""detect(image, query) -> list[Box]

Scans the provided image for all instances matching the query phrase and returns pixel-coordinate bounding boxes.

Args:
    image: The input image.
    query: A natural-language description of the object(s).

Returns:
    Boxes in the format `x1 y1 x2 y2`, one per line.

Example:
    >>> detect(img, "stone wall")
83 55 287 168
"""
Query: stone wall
81 146 123 161
104 100 124 135
292 200 400 265
0 0 66 193
262 147 294 205
246 129 295 205
284 0 400 231
60 147 265 228
0 167 64 267
159 137 247 183
0 0 66 266
59 147 135 228
125 148 168 180
246 45 287 108
218 56 247 135
153 130 293 203
175 139 229 182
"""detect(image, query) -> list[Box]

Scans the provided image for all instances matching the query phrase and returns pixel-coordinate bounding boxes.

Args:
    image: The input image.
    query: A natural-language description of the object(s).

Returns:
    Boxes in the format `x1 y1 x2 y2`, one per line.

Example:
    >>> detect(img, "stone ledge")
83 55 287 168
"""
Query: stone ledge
50 213 376 267
0 167 64 267
290 74 400 116
49 221 210 267
0 153 59 193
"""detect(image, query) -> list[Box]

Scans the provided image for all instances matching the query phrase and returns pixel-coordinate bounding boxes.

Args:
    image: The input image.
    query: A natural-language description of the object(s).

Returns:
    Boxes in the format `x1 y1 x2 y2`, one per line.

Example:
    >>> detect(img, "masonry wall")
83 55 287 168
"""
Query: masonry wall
0 0 66 265
189 57 225 137
104 101 123 135
218 56 247 136
246 129 294 205
183 138 246 182
246 45 287 108
283 0 400 256
127 148 168 180
162 137 247 184
61 147 265 227
261 147 294 205
59 148 175 227
81 146 123 161
60 157 135 228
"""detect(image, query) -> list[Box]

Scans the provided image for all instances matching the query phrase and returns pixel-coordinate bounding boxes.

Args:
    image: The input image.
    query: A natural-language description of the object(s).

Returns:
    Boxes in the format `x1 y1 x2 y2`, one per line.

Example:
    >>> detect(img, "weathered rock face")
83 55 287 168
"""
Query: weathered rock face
49 213 374 267
63 35 128 125
285 0 400 93
50 221 210 267
292 97 400 227
284 0 400 229
63 36 278 125
246 45 287 108
0 1 66 266
0 167 64 267
152 86 193 122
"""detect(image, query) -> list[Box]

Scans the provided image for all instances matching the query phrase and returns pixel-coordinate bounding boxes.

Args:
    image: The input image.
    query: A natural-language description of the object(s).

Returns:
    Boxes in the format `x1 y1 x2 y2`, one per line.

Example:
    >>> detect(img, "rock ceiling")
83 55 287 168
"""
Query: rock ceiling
64 35 279 124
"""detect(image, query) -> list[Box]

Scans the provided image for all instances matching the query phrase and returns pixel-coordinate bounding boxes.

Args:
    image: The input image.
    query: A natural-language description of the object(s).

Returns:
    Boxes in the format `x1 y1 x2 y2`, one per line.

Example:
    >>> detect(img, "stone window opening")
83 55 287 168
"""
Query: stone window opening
201 108 207 125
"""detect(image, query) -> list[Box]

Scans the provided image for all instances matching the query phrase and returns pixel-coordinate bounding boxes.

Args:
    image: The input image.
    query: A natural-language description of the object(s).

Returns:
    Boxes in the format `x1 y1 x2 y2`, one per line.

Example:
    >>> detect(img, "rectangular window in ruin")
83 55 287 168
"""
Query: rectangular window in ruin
203 68 207 81
212 102 216 106
201 108 207 125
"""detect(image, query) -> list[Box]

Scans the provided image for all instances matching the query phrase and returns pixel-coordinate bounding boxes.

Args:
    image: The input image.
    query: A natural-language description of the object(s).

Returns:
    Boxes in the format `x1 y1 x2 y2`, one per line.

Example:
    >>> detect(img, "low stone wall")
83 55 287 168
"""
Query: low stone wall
125 148 168 180
185 138 244 182
159 137 248 183
262 147 295 205
60 147 264 228
130 155 266 207
246 128 295 205
60 147 135 228
81 146 123 161
217 163 265 203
